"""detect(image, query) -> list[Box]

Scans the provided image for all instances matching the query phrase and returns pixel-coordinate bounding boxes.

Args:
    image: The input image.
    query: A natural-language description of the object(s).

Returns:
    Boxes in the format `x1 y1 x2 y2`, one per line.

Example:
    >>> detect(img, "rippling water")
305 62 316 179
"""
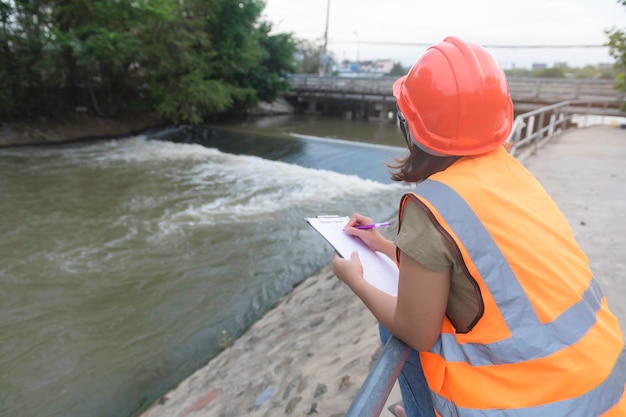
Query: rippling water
0 116 410 417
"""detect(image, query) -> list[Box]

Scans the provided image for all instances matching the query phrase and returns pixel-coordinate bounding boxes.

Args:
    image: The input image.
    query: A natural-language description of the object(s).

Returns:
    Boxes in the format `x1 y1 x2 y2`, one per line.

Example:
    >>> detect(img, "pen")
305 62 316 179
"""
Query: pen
355 222 391 230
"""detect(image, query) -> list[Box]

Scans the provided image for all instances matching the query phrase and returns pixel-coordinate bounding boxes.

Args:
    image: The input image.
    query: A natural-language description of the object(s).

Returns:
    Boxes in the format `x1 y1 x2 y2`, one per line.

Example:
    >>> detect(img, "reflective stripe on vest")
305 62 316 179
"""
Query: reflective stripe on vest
417 179 603 365
431 348 626 417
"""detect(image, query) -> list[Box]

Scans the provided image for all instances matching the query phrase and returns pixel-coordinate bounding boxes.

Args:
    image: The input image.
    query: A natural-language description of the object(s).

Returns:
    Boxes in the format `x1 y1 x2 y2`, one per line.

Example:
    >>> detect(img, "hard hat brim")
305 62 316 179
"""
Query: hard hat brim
392 76 407 100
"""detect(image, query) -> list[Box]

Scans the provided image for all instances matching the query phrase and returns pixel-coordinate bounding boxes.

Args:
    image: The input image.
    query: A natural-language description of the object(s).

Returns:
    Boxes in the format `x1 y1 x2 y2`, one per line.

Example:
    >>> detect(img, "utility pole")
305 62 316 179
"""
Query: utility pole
319 0 330 76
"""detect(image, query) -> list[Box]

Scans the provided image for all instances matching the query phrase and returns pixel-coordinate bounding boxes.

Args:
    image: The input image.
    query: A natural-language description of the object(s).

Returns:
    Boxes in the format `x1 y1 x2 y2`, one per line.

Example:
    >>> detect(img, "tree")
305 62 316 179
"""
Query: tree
570 64 616 80
0 1 15 118
533 67 566 78
0 0 299 124
573 65 603 79
148 0 258 123
241 23 297 103
387 62 407 76
606 0 626 109
505 68 532 77
0 0 66 119
293 39 322 74
58 0 181 116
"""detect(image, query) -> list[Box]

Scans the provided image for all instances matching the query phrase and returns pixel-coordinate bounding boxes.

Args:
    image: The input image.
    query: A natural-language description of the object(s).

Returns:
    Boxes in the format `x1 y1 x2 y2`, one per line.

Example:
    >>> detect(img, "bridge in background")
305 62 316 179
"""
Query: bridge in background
284 75 626 121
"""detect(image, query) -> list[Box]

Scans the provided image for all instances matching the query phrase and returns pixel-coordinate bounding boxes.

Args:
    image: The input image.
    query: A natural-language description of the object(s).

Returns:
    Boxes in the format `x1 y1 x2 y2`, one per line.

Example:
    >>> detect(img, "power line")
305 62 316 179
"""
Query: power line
331 39 608 49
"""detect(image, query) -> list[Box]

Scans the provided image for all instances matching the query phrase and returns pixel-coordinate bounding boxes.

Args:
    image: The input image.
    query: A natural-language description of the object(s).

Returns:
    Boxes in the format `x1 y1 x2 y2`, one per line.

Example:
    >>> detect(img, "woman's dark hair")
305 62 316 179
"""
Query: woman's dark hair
387 145 460 184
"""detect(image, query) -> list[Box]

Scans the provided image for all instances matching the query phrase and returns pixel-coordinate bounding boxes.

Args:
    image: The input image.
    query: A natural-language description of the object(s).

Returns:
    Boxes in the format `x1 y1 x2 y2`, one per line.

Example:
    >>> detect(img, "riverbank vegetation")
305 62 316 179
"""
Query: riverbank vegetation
0 0 298 124
606 0 626 109
504 65 618 80
2 1 625 124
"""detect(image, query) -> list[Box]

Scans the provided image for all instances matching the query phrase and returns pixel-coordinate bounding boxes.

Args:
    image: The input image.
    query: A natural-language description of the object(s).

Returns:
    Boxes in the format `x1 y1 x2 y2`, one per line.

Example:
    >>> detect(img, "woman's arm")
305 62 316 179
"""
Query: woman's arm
333 249 449 352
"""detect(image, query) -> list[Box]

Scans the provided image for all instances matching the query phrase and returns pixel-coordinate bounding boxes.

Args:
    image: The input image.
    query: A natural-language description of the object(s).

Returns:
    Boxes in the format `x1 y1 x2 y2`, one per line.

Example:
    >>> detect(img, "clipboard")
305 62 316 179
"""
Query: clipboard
304 215 399 296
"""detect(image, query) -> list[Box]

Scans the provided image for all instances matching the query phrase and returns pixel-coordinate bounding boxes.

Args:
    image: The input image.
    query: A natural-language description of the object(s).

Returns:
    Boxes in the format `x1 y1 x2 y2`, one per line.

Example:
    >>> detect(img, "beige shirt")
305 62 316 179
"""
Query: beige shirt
394 198 481 333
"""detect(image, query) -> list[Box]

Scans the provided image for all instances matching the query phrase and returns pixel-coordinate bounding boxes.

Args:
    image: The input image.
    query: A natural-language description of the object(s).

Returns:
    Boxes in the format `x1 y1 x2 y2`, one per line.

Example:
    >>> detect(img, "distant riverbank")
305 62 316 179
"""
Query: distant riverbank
0 113 162 148
0 99 295 148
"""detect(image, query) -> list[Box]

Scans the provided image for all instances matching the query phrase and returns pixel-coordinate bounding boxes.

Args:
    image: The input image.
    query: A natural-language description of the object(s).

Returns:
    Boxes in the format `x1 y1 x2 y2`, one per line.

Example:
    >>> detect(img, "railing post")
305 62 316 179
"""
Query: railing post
537 112 545 144
548 112 556 141
344 336 411 417
526 115 536 154
573 80 582 100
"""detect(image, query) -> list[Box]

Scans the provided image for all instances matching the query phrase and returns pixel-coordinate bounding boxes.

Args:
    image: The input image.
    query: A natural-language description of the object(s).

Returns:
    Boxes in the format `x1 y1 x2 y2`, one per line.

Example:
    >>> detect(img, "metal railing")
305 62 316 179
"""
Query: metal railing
342 98 625 417
344 335 410 417
507 101 572 159
506 98 623 159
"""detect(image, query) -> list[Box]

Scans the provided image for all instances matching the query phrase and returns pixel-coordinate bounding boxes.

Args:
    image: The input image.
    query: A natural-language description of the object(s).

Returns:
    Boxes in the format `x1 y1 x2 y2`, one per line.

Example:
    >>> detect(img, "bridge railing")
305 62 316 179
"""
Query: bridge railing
286 75 625 106
342 97 624 417
506 77 624 103
287 74 395 96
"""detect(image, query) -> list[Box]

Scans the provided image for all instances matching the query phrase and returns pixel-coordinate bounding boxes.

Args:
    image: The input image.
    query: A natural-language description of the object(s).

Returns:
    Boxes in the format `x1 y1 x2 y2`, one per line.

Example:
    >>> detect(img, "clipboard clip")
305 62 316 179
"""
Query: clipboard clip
316 215 346 223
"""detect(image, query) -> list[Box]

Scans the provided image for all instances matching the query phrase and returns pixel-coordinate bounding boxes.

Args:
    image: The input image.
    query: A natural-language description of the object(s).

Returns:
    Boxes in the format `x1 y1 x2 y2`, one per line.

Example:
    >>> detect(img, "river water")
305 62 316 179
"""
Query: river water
0 115 410 417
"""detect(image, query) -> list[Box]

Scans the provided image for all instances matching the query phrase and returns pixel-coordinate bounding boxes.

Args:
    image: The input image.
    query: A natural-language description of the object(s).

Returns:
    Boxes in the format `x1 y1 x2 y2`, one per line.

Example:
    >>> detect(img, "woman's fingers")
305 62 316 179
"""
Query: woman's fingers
346 213 373 228
332 251 364 286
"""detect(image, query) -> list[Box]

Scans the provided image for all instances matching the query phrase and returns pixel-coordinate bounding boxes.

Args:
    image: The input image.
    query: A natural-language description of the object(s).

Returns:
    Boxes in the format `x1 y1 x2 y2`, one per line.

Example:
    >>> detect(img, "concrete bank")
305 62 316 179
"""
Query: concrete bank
139 125 626 417
0 100 294 148
0 114 161 147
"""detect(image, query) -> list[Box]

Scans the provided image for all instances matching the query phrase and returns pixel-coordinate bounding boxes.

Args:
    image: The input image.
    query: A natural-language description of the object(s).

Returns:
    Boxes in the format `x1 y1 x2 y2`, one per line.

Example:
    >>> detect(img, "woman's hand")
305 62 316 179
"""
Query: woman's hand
345 213 374 229
344 213 395 259
332 252 364 289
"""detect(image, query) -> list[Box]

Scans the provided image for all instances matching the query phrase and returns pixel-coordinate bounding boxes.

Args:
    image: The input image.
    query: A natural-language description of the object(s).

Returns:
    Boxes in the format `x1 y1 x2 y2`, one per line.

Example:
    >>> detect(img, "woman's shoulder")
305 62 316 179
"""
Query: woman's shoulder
396 197 454 272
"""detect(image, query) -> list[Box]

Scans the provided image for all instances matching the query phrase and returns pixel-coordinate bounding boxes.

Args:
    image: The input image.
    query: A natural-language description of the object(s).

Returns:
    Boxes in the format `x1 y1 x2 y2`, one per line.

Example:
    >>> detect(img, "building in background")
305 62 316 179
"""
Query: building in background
337 59 395 76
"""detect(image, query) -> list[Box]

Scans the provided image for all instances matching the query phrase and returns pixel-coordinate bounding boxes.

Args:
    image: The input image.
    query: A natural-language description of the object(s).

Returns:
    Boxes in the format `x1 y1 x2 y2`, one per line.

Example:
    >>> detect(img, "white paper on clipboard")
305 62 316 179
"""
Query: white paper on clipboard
304 215 399 296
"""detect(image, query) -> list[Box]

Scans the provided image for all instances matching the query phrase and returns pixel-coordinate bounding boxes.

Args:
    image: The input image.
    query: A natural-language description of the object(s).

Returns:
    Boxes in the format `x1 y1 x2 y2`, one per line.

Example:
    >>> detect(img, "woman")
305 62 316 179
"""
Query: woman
332 36 626 417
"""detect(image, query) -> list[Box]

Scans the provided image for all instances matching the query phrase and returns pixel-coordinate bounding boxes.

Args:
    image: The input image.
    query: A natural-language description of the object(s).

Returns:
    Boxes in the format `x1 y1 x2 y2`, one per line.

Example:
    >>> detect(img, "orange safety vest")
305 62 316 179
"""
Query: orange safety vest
398 146 626 416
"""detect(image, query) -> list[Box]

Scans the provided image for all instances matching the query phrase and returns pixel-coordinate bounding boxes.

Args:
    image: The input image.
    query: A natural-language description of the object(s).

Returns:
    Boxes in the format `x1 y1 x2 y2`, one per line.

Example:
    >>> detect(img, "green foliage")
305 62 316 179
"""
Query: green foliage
154 72 235 124
504 68 533 77
0 0 298 123
237 24 296 104
0 0 60 117
573 65 602 79
387 62 407 76
533 67 566 78
294 39 337 74
504 64 617 80
0 1 13 118
294 39 327 74
606 0 626 109
607 26 626 71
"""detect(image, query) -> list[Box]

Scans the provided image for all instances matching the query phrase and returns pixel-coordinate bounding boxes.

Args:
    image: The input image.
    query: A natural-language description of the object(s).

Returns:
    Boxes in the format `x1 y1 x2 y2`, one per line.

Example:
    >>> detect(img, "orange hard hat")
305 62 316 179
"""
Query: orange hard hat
393 36 513 156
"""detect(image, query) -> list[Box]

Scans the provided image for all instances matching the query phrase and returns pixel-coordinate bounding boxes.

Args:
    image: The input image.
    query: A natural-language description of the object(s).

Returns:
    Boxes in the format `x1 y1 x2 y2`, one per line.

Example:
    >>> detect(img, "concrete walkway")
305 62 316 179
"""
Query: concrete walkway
523 125 626 326
139 124 626 417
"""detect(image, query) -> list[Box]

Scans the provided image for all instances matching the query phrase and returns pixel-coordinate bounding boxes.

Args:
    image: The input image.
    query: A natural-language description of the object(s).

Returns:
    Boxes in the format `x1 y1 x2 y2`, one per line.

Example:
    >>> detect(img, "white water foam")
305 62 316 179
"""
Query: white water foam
84 137 407 225
3 136 407 236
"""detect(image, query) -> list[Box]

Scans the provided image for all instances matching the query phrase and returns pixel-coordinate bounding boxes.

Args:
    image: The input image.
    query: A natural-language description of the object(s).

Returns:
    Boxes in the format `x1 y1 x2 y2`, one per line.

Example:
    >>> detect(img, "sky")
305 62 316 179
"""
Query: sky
261 0 625 70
